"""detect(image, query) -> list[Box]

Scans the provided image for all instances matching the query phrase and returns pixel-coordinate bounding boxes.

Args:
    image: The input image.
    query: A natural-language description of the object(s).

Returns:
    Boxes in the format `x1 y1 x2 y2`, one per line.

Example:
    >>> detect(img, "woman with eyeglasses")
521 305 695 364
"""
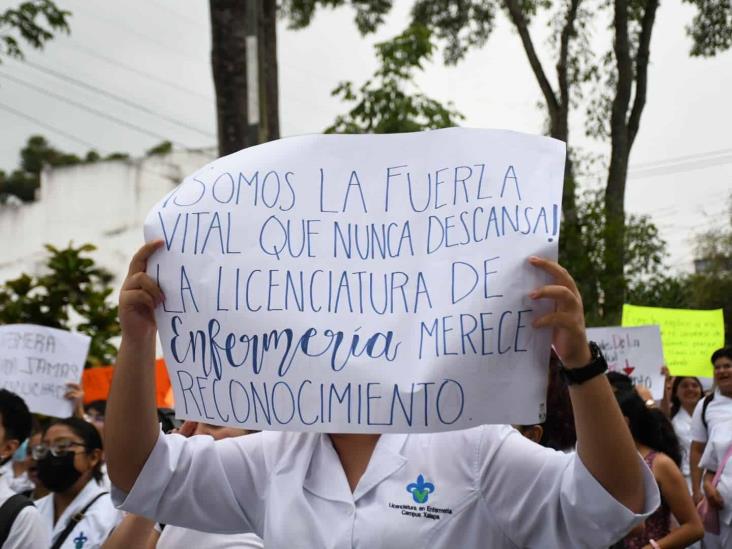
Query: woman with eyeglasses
34 417 122 549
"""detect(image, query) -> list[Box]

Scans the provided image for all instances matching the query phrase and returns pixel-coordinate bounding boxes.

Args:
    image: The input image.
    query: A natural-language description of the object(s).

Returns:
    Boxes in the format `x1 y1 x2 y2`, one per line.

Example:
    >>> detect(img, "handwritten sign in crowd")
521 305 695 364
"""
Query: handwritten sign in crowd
0 324 90 417
145 128 565 432
586 325 665 399
622 305 724 378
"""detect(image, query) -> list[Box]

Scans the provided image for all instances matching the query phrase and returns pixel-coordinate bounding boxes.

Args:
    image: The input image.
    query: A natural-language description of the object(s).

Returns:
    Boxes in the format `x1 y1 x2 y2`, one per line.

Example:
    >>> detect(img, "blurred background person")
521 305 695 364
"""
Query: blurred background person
34 417 121 548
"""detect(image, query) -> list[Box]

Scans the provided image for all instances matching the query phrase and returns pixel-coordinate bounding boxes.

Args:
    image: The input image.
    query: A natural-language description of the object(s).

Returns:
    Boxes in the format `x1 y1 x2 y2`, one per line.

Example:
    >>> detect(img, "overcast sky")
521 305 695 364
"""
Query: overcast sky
1 0 730 271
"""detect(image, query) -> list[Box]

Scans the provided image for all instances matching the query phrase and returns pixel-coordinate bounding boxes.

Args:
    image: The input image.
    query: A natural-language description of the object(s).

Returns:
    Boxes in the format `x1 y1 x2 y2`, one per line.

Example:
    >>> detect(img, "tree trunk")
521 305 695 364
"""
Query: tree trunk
209 0 279 157
602 0 658 324
259 0 280 142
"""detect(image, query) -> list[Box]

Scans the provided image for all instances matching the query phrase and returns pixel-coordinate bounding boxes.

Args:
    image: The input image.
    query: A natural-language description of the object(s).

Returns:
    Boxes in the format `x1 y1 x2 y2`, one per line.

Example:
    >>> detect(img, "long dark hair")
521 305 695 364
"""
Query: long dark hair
670 376 703 418
616 388 682 466
43 417 104 483
539 352 577 451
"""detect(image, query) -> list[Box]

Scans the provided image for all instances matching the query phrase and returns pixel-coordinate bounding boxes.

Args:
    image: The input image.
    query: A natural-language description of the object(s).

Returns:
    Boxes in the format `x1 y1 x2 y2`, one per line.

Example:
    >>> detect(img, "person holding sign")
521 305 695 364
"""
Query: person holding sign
104 242 659 548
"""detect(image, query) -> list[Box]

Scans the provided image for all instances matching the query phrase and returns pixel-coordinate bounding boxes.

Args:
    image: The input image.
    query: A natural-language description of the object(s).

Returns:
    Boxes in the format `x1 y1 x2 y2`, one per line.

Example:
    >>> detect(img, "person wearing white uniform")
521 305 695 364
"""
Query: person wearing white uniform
0 390 45 549
669 376 703 489
106 243 659 548
34 417 122 549
690 348 732 547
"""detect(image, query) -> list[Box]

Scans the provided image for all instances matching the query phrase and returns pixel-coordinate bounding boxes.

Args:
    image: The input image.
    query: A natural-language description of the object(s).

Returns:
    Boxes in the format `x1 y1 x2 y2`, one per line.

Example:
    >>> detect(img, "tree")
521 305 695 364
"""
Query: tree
686 195 732 341
0 0 70 62
573 188 670 325
0 135 129 203
322 0 730 323
326 23 463 133
0 243 120 367
209 0 279 156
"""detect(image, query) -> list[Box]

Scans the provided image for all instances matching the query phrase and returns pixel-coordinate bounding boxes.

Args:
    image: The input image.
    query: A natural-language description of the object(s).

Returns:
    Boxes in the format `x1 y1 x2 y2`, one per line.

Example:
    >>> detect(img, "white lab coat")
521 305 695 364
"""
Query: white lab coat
672 407 693 479
0 473 45 549
37 478 122 549
114 425 658 548
156 524 264 548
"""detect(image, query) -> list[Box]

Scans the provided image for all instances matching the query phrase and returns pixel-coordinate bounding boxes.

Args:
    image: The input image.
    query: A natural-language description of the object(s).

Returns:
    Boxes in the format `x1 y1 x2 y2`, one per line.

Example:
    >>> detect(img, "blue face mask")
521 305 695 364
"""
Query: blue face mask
12 440 27 462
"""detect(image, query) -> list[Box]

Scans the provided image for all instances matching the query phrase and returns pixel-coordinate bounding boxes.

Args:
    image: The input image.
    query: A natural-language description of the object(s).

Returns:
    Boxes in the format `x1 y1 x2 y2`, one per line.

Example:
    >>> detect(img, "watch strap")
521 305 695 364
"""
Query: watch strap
559 341 608 385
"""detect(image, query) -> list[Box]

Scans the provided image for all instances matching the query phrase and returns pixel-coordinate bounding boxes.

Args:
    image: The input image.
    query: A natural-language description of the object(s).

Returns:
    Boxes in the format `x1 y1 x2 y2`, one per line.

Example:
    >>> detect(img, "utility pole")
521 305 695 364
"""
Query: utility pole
209 0 279 157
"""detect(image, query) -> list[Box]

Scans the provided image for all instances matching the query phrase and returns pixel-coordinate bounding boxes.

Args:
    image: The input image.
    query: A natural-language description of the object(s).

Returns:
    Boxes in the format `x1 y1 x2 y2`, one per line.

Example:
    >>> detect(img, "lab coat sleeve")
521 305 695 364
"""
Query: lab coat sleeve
690 397 708 443
479 426 660 548
111 431 268 535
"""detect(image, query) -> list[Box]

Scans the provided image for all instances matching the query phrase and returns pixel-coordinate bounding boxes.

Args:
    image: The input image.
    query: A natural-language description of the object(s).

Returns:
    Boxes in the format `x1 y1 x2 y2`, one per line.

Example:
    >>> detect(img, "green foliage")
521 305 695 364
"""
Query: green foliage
145 140 173 157
0 243 120 367
0 0 70 61
683 0 732 57
572 188 669 325
326 24 463 133
686 196 732 341
411 0 496 64
280 0 393 34
0 135 129 204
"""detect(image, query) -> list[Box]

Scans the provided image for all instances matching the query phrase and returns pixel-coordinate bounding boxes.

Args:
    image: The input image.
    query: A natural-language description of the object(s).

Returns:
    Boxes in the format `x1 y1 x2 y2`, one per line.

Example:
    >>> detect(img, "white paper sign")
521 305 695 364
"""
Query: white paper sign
587 325 665 399
0 324 90 417
145 128 565 432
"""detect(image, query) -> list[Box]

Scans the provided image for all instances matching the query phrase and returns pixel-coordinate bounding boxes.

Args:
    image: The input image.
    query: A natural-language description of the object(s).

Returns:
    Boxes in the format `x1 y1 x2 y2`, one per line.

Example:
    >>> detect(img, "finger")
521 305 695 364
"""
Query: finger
65 382 81 390
532 311 579 330
127 240 164 277
529 284 578 305
178 421 198 437
123 272 164 304
528 256 579 294
122 289 156 313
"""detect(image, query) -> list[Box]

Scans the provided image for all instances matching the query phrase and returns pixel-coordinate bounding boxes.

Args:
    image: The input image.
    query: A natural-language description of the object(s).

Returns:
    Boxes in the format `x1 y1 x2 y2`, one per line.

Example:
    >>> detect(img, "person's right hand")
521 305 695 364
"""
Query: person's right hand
119 241 164 340
704 478 725 509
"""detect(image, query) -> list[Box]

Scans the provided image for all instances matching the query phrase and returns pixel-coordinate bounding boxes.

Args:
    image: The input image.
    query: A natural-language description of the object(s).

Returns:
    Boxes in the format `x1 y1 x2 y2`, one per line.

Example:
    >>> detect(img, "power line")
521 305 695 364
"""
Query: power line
0 71 186 146
61 42 214 103
19 59 215 139
0 101 99 149
0 100 179 182
631 147 732 169
628 154 732 178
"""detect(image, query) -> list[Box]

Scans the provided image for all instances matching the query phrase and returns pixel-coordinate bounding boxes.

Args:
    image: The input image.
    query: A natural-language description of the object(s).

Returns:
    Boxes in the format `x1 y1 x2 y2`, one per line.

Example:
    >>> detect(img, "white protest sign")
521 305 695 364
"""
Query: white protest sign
586 325 665 399
144 128 565 432
0 324 90 417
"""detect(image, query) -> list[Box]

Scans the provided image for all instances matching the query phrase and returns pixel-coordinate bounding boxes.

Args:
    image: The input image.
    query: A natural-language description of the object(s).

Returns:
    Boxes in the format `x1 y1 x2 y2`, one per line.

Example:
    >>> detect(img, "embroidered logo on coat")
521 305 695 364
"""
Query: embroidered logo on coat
406 474 435 503
73 531 88 548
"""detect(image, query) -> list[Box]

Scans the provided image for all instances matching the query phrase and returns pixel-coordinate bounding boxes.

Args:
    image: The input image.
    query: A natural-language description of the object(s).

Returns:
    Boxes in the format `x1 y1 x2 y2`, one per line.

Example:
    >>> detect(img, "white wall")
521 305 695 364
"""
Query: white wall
0 148 216 293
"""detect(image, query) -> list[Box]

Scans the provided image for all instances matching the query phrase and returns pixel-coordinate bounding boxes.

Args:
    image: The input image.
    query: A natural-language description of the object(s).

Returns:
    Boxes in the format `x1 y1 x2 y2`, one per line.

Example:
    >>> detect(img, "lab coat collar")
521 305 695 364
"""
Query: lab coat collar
47 478 106 536
303 434 407 504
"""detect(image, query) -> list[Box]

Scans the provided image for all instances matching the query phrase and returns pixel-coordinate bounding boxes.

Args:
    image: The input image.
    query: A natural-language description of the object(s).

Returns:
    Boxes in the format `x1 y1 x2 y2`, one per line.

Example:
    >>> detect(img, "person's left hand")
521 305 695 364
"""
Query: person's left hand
64 382 85 418
528 256 591 369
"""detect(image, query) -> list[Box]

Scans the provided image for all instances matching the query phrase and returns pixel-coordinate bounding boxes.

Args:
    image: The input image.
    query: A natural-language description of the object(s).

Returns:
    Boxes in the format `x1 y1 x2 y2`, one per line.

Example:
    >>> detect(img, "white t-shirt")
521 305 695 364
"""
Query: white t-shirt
672 407 694 476
157 524 263 548
37 479 122 549
0 473 45 549
114 426 659 548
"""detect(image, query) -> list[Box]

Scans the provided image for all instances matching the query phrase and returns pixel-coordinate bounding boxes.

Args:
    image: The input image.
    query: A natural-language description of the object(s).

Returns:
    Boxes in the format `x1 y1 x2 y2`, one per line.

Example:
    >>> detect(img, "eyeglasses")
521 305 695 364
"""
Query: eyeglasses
31 441 88 460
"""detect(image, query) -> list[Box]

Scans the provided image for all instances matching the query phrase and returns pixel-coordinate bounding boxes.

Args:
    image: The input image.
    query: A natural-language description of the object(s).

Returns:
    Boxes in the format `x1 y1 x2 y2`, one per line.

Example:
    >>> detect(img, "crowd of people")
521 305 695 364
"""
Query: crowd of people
0 244 729 548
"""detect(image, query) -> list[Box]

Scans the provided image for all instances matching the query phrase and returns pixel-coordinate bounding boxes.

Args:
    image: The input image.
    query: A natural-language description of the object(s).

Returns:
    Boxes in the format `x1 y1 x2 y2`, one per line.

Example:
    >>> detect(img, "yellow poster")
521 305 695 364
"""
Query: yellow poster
621 305 725 377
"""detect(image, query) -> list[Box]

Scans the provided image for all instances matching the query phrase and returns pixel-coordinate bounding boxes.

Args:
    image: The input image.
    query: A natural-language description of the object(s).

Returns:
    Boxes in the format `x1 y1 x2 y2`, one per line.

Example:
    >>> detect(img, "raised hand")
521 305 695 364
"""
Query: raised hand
119 240 164 340
528 256 591 370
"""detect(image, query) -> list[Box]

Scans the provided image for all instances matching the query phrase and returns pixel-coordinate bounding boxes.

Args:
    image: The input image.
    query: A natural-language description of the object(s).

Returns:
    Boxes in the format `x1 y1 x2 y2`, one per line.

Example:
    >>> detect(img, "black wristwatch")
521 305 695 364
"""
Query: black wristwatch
559 341 608 385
